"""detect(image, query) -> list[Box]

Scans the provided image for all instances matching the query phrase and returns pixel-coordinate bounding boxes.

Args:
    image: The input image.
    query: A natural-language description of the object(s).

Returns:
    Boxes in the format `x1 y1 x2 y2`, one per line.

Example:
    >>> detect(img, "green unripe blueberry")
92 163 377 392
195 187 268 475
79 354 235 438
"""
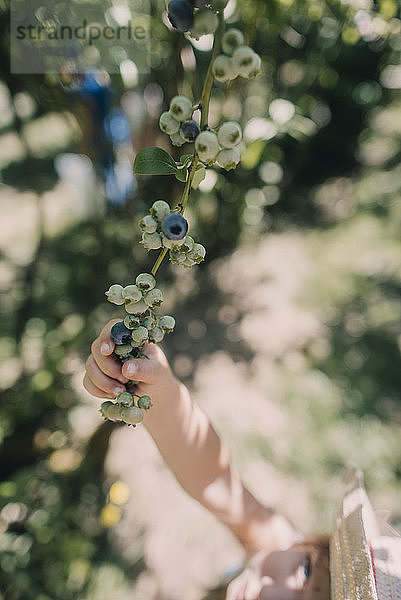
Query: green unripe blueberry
217 121 242 148
100 401 114 419
159 315 176 332
136 273 156 292
159 111 180 134
150 200 171 222
232 46 262 79
180 235 195 253
148 326 165 343
137 395 152 410
139 214 158 233
122 285 142 303
183 257 196 268
169 95 193 121
190 10 219 39
187 242 206 263
212 55 236 83
222 28 244 55
246 53 261 79
131 325 148 343
162 235 186 249
130 338 144 349
125 299 148 315
114 343 133 356
107 403 123 422
124 314 141 329
170 250 187 264
142 314 157 329
216 147 241 170
116 391 134 406
144 288 163 307
105 284 125 305
170 130 186 147
120 406 144 425
141 232 163 250
195 131 219 163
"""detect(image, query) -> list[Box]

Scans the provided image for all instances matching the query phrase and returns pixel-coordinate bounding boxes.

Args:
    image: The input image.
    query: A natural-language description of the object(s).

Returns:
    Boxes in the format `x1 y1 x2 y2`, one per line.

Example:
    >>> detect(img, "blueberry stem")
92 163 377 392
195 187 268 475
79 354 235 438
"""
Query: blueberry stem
200 10 224 130
180 10 224 213
151 247 168 276
180 154 199 213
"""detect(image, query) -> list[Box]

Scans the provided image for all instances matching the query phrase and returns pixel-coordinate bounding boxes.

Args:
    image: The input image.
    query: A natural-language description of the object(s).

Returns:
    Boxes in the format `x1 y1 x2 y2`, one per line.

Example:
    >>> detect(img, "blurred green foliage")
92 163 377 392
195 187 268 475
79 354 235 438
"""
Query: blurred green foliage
0 0 400 598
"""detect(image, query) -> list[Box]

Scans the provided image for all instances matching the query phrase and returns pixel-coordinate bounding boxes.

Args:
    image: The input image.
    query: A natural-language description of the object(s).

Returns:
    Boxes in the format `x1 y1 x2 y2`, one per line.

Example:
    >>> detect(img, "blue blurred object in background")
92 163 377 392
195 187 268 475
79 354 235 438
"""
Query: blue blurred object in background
105 162 137 206
104 108 132 146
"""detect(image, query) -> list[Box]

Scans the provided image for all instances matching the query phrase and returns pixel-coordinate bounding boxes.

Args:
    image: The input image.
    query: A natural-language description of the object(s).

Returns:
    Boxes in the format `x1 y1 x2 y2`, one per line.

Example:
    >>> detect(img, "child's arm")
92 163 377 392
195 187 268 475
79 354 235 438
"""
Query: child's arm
84 320 298 555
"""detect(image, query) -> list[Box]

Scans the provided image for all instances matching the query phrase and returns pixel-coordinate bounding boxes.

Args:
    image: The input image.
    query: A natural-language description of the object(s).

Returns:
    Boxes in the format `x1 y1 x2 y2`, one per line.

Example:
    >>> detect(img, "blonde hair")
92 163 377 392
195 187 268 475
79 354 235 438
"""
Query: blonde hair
202 534 330 600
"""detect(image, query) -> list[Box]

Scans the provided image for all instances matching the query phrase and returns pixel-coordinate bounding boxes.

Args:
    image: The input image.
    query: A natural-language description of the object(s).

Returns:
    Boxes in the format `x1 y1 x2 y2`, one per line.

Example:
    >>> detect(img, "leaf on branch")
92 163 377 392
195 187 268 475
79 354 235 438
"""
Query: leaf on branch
134 147 178 175
192 166 206 189
175 169 188 183
178 154 194 168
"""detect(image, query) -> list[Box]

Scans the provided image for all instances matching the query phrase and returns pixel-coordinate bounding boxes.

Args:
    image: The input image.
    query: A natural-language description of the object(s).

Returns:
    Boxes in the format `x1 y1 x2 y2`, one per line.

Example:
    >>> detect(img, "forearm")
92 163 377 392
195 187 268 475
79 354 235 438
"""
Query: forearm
85 326 298 553
143 379 297 554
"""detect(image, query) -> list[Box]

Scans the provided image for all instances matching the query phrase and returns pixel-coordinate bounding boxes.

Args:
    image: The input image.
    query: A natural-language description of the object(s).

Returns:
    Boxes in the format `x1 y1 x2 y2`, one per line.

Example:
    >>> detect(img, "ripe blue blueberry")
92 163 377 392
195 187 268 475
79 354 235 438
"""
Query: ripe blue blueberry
168 0 194 32
161 213 189 240
110 321 133 345
180 120 200 142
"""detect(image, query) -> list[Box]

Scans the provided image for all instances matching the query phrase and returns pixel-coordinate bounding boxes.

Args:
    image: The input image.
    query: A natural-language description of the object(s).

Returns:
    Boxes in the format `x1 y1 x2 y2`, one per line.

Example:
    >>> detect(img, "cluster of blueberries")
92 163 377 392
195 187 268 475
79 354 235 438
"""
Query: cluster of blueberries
102 274 176 424
160 95 243 170
139 199 206 268
100 392 152 426
167 0 227 34
105 274 175 350
212 30 262 82
159 95 200 148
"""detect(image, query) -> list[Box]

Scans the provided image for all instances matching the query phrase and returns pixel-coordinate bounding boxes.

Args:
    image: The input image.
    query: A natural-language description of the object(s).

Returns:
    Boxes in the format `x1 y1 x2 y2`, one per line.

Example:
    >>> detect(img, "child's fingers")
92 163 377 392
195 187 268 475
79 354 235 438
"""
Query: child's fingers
121 350 165 383
85 355 126 397
83 373 115 399
141 341 171 367
98 318 121 356
225 571 248 600
91 337 129 384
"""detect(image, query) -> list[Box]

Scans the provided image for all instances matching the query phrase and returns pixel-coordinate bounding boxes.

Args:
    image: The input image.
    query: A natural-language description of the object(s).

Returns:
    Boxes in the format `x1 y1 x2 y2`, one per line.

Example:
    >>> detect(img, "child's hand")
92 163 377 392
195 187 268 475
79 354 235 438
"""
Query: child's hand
83 319 179 407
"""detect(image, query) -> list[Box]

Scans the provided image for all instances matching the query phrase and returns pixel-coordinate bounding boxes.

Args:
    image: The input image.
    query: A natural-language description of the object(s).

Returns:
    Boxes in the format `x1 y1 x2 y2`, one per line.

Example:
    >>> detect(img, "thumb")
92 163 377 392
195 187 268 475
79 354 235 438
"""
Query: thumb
122 354 163 384
99 319 120 356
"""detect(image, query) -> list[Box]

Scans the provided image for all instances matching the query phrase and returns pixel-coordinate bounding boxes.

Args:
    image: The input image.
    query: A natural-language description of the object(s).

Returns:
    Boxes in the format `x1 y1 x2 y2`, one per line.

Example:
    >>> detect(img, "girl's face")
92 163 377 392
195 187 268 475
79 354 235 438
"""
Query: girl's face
225 541 330 600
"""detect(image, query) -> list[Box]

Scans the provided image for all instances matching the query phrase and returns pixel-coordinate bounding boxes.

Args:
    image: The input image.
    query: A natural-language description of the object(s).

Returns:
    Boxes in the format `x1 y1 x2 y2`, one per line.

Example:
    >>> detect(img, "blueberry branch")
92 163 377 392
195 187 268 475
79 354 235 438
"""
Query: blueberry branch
200 10 225 129
151 247 168 277
149 11 225 277
180 154 199 213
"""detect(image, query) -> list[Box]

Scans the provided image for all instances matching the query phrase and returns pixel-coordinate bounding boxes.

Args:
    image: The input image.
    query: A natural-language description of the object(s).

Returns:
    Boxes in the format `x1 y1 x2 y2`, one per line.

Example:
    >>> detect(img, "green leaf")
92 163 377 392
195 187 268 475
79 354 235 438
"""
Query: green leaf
241 140 267 170
192 166 206 189
134 147 178 175
175 169 188 183
178 154 194 168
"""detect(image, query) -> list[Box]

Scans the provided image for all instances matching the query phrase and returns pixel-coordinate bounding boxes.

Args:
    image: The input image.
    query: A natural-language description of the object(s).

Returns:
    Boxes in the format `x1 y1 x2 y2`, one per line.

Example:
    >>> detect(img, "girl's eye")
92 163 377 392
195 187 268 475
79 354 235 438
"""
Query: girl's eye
294 555 312 588
303 556 312 581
